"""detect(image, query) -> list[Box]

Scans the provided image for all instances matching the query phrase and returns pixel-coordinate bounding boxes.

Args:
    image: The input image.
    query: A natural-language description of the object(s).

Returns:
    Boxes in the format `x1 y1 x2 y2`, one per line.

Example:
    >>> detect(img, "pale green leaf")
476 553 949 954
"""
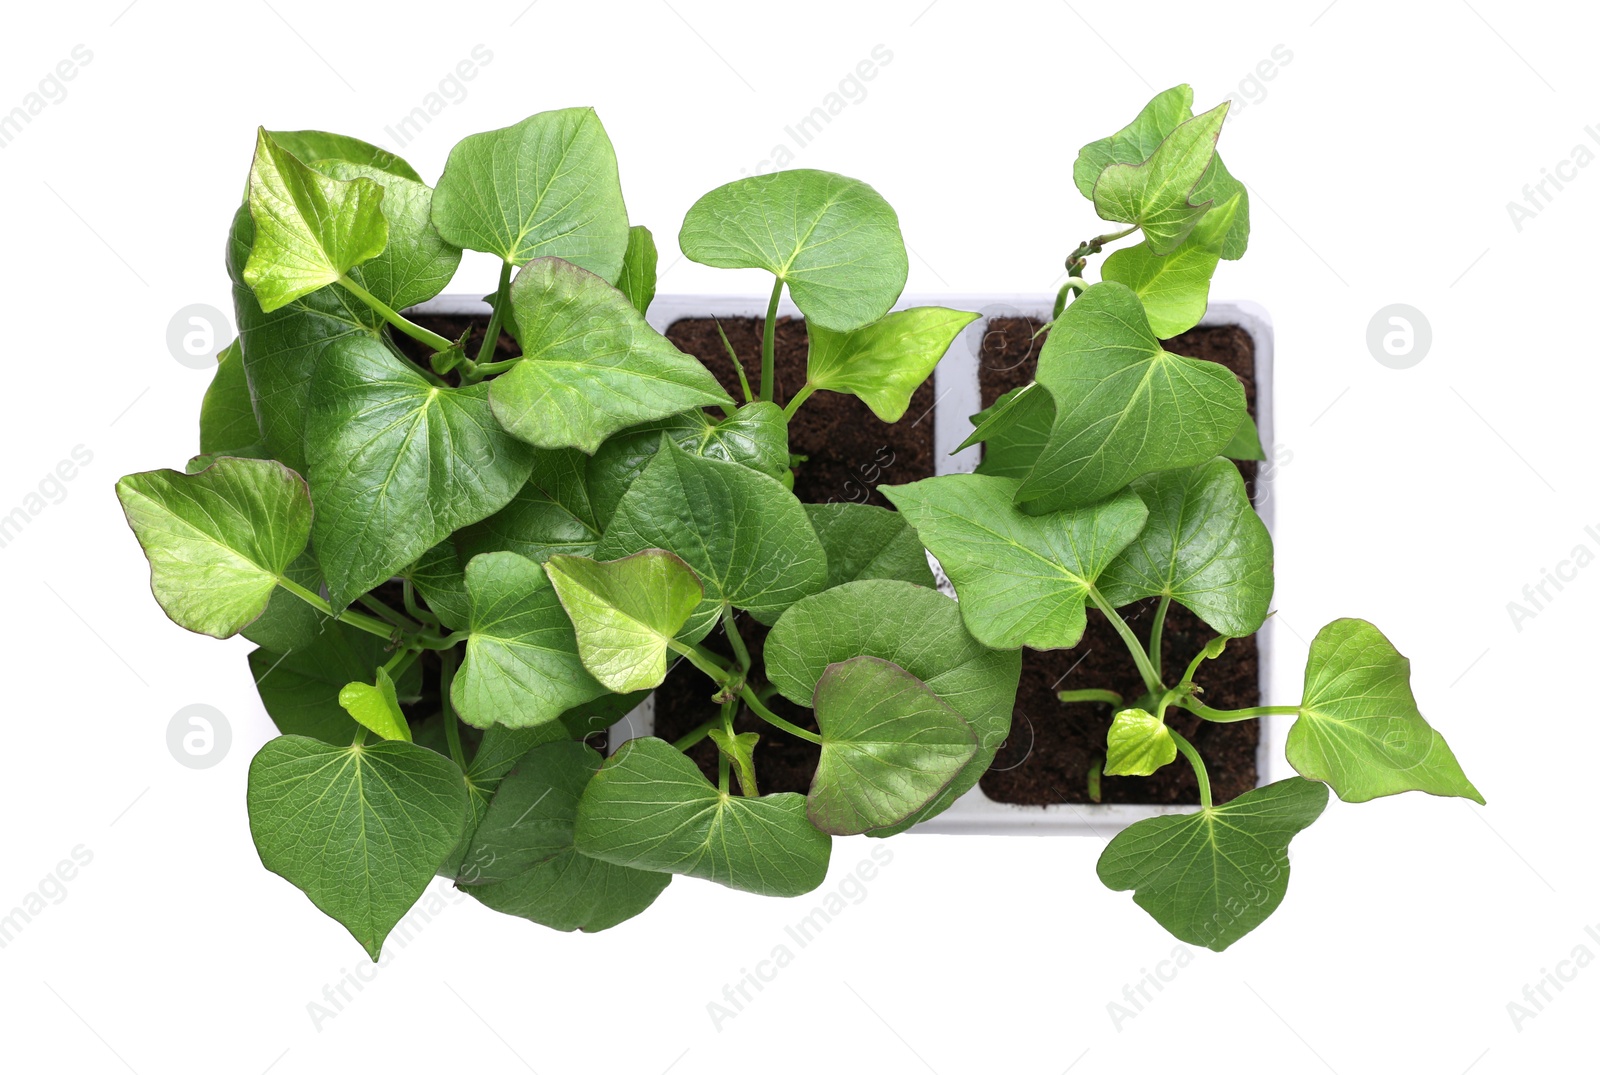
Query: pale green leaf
804 307 978 421
249 622 421 744
1104 708 1176 776
1073 85 1196 198
618 224 657 316
337 667 412 742
1092 102 1228 253
317 161 462 311
544 550 703 692
1101 193 1239 338
708 728 761 798
264 129 422 183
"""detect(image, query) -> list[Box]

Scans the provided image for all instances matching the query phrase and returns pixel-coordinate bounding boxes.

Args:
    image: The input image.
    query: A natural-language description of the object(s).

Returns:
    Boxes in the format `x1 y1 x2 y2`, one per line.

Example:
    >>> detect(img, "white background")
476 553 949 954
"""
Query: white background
0 1 1593 1071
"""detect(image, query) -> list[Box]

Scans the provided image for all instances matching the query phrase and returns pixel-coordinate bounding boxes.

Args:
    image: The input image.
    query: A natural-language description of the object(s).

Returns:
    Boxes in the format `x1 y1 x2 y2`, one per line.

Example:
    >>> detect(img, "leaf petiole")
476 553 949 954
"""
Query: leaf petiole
1058 688 1124 706
1167 727 1211 809
782 383 815 421
721 607 752 673
1087 586 1162 695
439 647 466 771
671 716 720 752
276 575 399 643
759 276 783 403
1148 595 1171 682
336 274 455 354
738 685 822 745
476 260 513 366
713 319 755 405
1183 699 1300 723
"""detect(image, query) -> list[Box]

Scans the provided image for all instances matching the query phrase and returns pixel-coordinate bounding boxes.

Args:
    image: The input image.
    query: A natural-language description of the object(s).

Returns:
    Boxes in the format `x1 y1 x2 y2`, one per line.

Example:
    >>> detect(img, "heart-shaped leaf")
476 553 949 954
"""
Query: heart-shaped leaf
264 129 422 183
574 736 830 897
617 224 657 316
1102 192 1239 338
305 336 535 608
544 550 703 692
969 383 1056 481
1092 102 1228 254
804 503 935 590
430 107 630 279
338 667 412 742
679 169 908 332
454 552 606 729
247 735 469 960
587 405 790 527
808 656 977 835
1017 282 1245 510
116 458 312 639
883 474 1148 651
1098 457 1274 638
765 579 1020 833
465 740 672 931
456 448 603 564
249 622 422 744
316 161 462 312
1289 619 1483 803
1097 776 1329 951
595 437 828 633
488 257 733 452
1103 708 1175 777
243 128 389 312
803 307 978 421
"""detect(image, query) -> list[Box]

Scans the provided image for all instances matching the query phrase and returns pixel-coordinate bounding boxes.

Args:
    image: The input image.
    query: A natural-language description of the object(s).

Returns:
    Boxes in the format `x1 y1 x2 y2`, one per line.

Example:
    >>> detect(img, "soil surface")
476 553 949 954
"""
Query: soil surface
975 319 1263 805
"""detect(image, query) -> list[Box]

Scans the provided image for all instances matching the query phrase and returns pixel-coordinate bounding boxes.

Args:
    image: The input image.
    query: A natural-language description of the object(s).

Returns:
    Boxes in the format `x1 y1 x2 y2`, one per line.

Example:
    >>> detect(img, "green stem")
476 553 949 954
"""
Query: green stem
1087 586 1162 695
337 275 454 353
759 276 783 403
1148 595 1171 683
1057 688 1124 706
358 594 418 631
402 580 440 628
439 648 467 771
721 607 752 673
1087 756 1103 803
1182 700 1300 723
476 260 513 365
352 725 369 747
1179 639 1226 689
782 383 816 421
738 686 822 745
671 716 720 752
1168 728 1211 809
713 319 755 405
277 576 398 642
381 646 420 680
666 639 737 685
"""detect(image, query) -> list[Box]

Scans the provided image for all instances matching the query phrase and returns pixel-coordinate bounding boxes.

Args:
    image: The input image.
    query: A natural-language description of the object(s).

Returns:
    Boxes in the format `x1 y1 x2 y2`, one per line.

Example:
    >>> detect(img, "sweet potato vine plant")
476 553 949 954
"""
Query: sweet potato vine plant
118 92 1478 961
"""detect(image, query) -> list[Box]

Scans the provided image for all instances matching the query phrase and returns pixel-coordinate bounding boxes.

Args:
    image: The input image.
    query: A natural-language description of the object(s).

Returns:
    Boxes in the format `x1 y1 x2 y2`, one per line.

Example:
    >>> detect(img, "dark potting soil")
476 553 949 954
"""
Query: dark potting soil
974 319 1263 806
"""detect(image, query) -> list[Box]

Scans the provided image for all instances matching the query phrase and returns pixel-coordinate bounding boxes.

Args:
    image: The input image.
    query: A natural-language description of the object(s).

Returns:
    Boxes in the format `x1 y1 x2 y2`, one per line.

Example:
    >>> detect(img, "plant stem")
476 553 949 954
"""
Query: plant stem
713 319 755 405
1179 639 1226 688
1057 688 1124 706
476 260 512 366
782 383 815 421
738 685 822 745
402 580 440 628
759 276 783 403
721 607 752 673
1087 755 1103 803
671 716 720 752
439 648 467 771
358 594 418 631
1087 586 1162 695
337 275 454 353
1148 595 1171 683
1168 727 1211 809
276 576 398 642
666 639 737 685
1182 699 1300 723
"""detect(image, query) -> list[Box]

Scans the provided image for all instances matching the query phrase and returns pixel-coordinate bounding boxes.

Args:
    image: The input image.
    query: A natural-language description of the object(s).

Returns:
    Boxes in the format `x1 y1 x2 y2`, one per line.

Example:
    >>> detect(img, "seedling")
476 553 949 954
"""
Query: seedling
117 92 1479 960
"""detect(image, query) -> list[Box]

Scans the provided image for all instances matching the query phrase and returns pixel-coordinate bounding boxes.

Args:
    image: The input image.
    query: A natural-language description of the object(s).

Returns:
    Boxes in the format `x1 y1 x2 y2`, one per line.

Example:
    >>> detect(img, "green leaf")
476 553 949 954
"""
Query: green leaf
808 656 977 835
116 458 312 639
586 405 790 527
1099 458 1273 638
488 257 733 452
804 502 934 589
243 128 388 312
1289 619 1484 804
454 552 606 730
337 667 412 742
441 721 569 879
882 474 1147 650
595 438 828 632
317 161 462 311
464 741 671 931
199 338 264 456
1192 153 1252 261
402 541 471 631
970 383 1056 481
247 735 469 960
264 129 422 183
250 622 422 744
226 205 384 474
617 225 658 316
456 448 602 564
305 337 535 608
765 579 1020 833
1092 102 1228 254
544 550 704 692
574 736 830 897
430 107 630 278
1101 193 1239 338
1222 414 1266 462
559 689 652 742
1103 708 1176 776
1098 777 1328 951
679 169 908 332
804 307 978 422
708 728 761 797
1073 85 1196 199
1017 282 1245 510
